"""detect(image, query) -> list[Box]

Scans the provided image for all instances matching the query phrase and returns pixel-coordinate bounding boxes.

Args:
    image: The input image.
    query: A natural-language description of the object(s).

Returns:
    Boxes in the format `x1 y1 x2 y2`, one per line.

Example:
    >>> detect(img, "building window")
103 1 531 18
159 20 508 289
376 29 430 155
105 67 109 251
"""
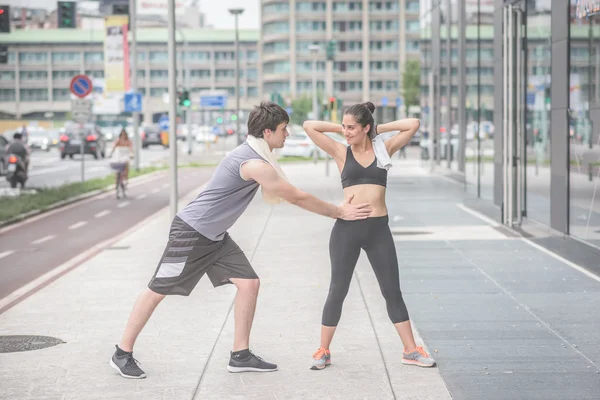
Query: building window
19 52 47 64
406 1 419 12
263 61 290 74
264 41 290 54
216 87 235 96
52 52 81 64
215 51 235 61
296 61 326 73
296 2 326 12
185 51 210 62
334 61 363 72
85 70 105 79
247 87 258 97
369 21 398 32
334 21 363 32
84 52 103 63
53 70 79 80
263 3 289 13
406 40 420 53
191 69 210 79
247 68 257 81
149 52 168 62
0 71 15 80
0 89 15 101
296 41 324 52
333 1 362 12
150 88 168 97
20 89 48 101
20 71 48 81
264 82 290 94
52 88 70 101
263 21 289 35
406 20 420 33
297 21 326 33
150 70 169 80
247 50 258 62
216 69 235 81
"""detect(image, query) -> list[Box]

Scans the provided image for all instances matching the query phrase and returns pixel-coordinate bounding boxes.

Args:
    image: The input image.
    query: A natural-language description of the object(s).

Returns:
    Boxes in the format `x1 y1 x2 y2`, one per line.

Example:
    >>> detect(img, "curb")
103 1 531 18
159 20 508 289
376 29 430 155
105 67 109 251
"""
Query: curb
0 170 166 229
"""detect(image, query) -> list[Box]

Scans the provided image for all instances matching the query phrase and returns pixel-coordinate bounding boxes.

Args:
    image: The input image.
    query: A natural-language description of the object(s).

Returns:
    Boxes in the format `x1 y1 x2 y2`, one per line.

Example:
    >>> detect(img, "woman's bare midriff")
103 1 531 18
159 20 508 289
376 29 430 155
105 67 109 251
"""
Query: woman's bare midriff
343 184 387 217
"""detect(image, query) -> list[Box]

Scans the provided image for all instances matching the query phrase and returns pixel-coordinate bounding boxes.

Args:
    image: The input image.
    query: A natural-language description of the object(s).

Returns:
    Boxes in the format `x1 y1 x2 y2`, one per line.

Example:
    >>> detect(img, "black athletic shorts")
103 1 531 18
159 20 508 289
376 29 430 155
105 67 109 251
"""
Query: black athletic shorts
148 216 258 296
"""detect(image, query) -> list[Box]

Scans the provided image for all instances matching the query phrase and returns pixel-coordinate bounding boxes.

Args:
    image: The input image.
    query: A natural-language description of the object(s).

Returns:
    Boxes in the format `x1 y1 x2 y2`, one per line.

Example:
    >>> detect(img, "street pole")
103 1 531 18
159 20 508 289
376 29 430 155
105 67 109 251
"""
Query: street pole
185 35 192 155
229 8 244 145
167 0 178 220
129 0 140 171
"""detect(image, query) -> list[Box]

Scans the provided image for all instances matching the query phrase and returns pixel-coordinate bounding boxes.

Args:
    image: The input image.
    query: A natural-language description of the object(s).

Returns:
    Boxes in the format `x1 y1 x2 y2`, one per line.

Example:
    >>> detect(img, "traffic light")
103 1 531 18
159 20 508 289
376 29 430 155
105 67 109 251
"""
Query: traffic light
328 96 336 110
178 90 190 107
231 114 238 121
57 1 76 29
0 5 10 33
326 40 337 61
112 4 129 15
216 117 224 124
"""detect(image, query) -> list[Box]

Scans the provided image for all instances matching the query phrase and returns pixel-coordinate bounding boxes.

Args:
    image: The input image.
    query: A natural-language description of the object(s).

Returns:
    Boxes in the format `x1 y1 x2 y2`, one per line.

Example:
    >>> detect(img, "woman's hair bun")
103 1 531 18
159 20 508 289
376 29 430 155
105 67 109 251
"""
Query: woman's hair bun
362 101 375 113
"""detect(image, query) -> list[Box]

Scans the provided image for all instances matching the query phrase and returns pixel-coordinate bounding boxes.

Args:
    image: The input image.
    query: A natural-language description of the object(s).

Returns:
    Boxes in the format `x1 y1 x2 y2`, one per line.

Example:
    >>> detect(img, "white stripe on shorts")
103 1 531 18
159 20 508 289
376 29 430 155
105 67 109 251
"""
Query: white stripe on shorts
155 261 186 278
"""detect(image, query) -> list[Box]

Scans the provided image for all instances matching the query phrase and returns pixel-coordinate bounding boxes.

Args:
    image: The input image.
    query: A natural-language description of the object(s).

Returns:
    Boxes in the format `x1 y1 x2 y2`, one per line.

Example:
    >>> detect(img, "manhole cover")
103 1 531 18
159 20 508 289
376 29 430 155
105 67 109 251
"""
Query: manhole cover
0 335 65 353
392 231 432 236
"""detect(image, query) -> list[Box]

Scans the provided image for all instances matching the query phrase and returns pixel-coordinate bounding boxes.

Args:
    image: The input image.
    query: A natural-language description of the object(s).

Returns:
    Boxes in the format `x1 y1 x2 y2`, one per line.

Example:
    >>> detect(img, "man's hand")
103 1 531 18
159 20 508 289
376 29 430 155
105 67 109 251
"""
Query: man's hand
337 194 373 220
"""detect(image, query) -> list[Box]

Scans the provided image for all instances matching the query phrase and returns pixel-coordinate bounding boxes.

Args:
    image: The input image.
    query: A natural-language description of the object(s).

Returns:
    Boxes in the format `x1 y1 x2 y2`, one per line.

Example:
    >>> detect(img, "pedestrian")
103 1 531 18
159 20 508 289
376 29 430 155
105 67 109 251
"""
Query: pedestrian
303 102 437 370
110 102 373 379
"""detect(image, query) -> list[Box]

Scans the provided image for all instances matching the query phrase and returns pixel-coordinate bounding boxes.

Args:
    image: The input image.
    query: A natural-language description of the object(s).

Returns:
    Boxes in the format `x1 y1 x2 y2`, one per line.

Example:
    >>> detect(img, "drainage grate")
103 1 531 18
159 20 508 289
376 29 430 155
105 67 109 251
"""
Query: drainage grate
0 335 65 353
392 231 432 236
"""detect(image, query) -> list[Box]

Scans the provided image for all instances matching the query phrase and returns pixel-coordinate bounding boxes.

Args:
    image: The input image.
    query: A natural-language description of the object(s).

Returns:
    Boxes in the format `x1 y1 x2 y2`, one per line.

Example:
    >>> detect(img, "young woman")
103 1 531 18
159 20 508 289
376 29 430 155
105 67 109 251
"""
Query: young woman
109 128 133 188
303 102 436 370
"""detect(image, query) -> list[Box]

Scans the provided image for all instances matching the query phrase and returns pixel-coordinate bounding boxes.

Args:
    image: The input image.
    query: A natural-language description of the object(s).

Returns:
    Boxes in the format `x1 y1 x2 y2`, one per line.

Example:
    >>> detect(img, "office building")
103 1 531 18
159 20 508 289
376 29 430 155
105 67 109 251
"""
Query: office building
421 0 600 250
259 0 421 120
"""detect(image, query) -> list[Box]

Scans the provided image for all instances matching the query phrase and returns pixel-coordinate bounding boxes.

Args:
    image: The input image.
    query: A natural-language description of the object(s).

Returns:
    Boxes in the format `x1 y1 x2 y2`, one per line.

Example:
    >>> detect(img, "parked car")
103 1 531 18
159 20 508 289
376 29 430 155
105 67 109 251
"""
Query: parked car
280 128 318 158
59 125 106 160
316 132 348 158
0 134 8 176
141 124 165 148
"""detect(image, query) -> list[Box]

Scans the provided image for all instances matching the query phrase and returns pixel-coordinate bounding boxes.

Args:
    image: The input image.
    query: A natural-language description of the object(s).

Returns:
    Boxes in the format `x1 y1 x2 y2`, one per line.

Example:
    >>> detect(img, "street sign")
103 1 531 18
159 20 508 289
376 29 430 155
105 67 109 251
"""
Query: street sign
396 97 403 108
526 92 535 106
70 74 93 98
200 95 227 108
381 97 388 107
71 98 93 123
159 115 169 131
286 107 293 115
212 126 220 134
124 92 142 112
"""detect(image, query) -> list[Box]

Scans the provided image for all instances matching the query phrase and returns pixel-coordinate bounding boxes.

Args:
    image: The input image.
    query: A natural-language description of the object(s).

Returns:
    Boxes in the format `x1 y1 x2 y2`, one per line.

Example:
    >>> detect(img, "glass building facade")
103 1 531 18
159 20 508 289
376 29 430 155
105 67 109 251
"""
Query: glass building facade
421 0 600 249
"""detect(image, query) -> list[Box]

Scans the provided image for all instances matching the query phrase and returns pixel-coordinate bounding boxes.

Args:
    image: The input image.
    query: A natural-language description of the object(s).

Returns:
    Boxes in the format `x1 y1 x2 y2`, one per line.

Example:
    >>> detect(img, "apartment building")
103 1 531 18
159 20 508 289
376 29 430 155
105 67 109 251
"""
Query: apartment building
259 0 421 117
0 28 259 124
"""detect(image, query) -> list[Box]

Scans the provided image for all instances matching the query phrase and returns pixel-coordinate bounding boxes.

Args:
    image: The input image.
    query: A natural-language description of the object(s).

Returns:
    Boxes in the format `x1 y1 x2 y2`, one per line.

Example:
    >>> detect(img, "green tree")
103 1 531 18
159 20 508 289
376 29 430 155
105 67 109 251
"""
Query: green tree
290 93 313 125
401 59 421 108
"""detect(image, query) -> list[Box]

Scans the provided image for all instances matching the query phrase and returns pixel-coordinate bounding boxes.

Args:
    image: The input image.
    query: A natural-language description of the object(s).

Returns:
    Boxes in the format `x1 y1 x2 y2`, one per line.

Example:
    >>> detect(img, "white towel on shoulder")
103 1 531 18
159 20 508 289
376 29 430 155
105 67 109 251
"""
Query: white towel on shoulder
372 135 392 170
246 135 289 204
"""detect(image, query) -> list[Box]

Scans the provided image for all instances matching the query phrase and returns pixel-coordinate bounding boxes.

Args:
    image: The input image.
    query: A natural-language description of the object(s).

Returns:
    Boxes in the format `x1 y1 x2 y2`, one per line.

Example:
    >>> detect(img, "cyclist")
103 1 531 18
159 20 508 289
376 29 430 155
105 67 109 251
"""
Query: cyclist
109 128 133 195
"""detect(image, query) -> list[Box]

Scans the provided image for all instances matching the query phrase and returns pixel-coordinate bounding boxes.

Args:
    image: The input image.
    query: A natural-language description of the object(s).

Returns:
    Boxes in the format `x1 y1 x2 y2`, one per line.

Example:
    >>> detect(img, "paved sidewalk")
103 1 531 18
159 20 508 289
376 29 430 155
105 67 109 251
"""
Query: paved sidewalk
2 160 600 399
0 162 451 400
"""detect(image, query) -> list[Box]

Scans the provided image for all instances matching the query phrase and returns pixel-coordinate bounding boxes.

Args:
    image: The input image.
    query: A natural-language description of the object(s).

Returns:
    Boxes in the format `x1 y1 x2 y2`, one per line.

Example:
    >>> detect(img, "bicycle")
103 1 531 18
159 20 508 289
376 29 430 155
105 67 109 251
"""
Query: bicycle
109 161 128 199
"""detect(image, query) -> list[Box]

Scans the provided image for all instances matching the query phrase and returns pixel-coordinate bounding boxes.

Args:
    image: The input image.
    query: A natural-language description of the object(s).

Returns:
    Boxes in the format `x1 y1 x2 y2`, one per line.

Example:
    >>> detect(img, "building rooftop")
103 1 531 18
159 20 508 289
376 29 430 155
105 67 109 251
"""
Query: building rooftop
0 28 260 44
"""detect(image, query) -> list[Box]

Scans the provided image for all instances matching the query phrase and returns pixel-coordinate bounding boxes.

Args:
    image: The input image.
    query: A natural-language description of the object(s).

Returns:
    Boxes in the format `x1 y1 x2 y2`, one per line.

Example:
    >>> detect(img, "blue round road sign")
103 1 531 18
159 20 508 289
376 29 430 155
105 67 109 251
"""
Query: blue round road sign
70 75 93 98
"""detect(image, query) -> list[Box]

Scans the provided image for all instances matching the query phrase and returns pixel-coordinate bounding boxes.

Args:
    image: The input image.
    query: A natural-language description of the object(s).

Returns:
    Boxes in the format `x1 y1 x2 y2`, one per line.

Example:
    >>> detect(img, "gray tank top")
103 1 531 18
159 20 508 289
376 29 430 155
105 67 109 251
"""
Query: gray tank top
177 142 265 241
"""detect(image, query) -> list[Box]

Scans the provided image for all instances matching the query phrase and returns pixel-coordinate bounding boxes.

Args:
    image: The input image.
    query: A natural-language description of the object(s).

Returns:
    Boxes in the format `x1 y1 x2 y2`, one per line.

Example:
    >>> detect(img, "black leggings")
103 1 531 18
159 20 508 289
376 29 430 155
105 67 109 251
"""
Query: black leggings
322 216 409 327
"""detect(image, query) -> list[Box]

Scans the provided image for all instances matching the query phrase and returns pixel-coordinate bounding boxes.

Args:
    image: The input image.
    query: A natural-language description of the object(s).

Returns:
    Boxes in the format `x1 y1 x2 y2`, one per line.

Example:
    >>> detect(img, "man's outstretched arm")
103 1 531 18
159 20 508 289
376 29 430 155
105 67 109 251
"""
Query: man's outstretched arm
241 160 373 220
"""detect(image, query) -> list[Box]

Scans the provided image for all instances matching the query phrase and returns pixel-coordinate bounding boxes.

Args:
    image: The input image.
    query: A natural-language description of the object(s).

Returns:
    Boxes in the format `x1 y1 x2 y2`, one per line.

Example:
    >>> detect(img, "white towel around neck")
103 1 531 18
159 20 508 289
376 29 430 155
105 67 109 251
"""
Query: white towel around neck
372 135 392 170
246 135 289 204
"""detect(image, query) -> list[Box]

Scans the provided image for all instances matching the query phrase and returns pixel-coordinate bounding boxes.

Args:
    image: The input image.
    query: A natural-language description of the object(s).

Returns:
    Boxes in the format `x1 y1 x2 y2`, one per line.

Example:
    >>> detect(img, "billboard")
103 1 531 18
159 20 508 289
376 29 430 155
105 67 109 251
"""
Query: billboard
137 0 189 15
103 15 130 93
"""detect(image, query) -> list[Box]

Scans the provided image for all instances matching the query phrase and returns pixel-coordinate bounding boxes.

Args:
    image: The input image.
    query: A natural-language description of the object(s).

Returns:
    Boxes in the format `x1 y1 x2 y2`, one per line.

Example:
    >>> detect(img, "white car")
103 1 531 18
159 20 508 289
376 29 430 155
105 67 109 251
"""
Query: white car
194 126 217 144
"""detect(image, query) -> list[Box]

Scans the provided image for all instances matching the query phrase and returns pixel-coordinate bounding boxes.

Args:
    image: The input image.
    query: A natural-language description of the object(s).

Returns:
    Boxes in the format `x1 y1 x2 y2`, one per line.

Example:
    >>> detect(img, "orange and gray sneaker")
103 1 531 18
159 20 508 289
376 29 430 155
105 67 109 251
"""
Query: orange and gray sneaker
401 346 436 367
310 347 331 370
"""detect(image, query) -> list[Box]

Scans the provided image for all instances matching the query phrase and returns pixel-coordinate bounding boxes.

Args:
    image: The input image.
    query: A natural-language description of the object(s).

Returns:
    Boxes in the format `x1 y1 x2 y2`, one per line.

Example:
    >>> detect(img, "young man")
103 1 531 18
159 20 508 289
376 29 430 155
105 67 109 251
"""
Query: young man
110 102 373 379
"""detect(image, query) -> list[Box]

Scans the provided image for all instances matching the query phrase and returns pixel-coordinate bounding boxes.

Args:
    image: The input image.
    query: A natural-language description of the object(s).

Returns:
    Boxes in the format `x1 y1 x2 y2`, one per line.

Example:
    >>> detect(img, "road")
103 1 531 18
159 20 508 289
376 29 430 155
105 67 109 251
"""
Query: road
0 145 170 189
0 135 239 190
0 166 214 301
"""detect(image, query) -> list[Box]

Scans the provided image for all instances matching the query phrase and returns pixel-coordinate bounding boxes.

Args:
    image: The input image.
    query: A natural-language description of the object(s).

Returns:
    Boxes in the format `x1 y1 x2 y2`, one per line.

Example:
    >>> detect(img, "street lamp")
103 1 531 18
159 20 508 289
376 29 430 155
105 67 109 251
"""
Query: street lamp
229 8 244 145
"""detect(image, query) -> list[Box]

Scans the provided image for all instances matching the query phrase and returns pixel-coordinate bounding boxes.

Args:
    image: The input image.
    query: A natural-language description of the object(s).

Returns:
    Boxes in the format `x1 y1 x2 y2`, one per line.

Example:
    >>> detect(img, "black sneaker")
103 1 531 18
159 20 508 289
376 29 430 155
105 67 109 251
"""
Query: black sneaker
227 350 278 373
109 345 146 379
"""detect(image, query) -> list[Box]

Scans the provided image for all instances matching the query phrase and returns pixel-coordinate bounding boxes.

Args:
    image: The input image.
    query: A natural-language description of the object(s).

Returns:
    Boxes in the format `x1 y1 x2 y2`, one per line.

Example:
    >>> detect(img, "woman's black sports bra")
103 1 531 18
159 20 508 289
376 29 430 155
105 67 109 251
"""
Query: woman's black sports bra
340 146 387 188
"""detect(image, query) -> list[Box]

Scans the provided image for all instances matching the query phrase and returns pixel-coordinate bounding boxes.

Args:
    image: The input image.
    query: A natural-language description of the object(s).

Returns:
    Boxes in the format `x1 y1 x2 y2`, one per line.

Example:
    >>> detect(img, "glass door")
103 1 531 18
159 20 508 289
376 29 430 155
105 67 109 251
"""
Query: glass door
502 1 527 227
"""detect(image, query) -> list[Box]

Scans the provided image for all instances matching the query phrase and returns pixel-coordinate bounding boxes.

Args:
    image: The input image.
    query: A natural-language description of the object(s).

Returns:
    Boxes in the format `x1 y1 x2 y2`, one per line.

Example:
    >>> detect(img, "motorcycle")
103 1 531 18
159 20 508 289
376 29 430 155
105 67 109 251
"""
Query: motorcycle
5 154 28 189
